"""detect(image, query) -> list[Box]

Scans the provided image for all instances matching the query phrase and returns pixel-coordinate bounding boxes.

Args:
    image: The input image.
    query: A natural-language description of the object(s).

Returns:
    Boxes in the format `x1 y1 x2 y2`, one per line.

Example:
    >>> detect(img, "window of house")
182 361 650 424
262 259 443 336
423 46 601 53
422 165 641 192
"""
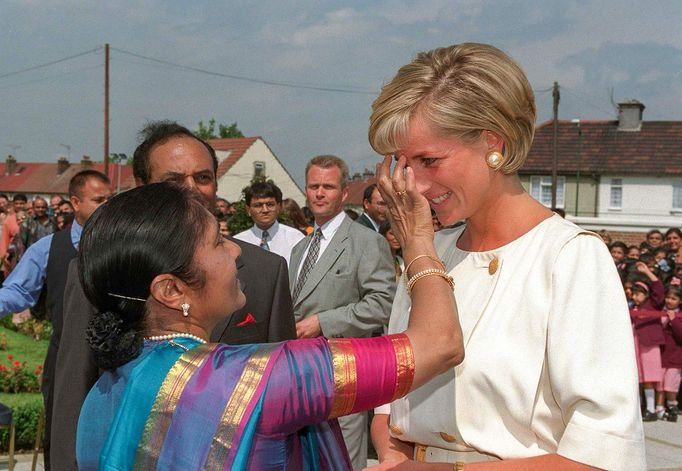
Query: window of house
530 176 564 208
609 178 623 210
254 161 265 178
673 181 682 210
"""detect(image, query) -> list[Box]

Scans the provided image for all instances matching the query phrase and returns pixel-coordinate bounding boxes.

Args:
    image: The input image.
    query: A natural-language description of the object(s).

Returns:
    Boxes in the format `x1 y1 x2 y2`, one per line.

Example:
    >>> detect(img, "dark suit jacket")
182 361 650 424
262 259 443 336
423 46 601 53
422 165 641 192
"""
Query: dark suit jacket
50 238 295 470
355 213 378 231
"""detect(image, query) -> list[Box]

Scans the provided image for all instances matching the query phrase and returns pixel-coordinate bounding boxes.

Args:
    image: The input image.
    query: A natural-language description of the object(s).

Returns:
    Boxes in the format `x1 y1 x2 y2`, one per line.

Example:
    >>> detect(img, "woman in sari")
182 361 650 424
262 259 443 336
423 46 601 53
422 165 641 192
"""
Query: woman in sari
75 181 463 470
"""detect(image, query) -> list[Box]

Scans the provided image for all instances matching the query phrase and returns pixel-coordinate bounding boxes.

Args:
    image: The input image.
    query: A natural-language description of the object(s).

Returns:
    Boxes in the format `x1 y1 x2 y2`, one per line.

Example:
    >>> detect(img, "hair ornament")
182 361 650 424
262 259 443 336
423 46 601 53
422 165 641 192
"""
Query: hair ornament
633 281 650 294
108 292 147 303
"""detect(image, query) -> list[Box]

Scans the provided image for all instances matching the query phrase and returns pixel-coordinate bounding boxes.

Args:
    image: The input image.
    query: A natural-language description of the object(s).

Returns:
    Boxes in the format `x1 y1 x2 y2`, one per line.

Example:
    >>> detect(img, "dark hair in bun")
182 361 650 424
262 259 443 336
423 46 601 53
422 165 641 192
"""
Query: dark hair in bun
79 183 211 370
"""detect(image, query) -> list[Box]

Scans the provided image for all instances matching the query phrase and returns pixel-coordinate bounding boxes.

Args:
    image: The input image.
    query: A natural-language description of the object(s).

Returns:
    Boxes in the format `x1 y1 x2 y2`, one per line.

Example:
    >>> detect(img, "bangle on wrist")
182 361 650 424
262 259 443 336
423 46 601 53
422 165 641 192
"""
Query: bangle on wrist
405 254 446 275
406 268 455 295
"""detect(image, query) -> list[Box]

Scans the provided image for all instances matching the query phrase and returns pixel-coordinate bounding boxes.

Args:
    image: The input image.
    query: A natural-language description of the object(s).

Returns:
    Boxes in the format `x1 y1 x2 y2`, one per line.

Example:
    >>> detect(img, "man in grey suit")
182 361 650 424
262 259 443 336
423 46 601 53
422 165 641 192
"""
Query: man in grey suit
355 183 388 232
289 155 396 469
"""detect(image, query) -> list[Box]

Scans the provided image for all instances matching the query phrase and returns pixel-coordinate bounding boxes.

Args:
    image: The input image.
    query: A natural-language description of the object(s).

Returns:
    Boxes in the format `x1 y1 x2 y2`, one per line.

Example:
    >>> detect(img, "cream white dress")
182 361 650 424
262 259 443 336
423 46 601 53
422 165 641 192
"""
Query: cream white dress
386 215 645 470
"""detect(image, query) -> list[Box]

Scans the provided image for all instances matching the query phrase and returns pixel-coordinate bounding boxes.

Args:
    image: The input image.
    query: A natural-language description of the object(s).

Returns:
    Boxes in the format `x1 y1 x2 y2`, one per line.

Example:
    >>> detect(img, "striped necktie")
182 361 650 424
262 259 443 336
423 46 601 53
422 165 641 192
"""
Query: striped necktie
292 228 322 302
260 230 270 251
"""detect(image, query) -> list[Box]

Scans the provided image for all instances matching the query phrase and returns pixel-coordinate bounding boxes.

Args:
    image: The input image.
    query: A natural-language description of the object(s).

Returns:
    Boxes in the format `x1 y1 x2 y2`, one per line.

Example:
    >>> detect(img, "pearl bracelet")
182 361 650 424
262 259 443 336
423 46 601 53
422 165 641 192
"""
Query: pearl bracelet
406 268 455 295
404 254 446 275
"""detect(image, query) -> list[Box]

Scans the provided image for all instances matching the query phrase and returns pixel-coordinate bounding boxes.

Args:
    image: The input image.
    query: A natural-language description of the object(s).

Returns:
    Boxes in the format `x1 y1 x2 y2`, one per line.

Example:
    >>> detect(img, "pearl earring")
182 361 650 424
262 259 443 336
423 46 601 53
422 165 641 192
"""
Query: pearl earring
181 303 190 317
485 150 505 170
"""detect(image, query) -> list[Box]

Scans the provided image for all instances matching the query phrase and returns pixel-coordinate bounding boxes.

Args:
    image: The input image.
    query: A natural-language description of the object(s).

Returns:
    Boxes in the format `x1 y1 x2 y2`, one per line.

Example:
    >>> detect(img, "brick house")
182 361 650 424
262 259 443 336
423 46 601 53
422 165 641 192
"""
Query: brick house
0 136 305 206
521 101 682 244
0 155 134 200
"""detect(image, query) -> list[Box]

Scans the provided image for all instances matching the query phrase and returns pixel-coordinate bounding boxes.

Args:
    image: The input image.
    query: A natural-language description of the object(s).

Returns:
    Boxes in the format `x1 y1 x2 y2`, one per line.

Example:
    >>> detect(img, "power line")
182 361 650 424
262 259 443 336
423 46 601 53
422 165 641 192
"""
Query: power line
533 86 554 94
0 65 101 91
110 46 379 95
0 47 102 80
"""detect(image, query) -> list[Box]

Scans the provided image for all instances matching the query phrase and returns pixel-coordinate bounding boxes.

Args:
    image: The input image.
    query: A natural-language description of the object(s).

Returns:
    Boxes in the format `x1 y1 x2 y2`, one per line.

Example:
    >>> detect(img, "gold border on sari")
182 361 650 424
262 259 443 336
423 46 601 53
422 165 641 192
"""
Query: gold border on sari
389 334 415 401
135 344 214 470
204 344 278 469
327 338 358 419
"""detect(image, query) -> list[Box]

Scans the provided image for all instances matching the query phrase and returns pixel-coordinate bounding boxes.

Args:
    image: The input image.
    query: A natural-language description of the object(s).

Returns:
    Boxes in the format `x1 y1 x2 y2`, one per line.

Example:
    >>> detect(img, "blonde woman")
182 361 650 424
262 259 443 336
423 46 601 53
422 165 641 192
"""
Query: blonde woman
368 43 645 470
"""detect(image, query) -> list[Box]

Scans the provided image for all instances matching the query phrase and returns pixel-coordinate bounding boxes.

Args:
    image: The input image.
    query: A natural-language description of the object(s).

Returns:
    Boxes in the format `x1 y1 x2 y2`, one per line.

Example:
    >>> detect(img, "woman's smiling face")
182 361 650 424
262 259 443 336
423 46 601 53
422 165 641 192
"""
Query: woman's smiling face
395 111 501 227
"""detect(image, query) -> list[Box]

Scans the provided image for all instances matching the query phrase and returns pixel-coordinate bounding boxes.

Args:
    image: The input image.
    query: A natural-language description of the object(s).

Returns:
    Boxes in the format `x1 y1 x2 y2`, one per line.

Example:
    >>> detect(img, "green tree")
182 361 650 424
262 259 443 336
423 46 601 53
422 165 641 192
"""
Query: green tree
195 118 244 140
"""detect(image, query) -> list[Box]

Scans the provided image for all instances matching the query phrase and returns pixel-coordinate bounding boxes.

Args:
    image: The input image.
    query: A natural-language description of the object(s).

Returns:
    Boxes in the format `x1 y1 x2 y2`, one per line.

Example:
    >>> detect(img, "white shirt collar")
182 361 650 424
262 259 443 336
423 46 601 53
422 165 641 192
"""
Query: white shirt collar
364 213 381 231
314 211 346 240
252 220 279 238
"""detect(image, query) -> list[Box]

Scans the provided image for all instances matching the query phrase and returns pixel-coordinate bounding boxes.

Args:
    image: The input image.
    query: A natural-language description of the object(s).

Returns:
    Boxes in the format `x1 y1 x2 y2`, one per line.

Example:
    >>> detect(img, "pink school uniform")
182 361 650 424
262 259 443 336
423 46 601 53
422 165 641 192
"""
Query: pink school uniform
631 280 666 383
661 311 682 393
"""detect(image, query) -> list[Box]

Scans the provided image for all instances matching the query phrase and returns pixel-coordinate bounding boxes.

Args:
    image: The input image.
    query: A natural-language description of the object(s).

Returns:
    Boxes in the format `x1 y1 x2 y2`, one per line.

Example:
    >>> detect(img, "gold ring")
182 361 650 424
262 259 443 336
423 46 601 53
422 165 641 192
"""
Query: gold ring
395 190 406 197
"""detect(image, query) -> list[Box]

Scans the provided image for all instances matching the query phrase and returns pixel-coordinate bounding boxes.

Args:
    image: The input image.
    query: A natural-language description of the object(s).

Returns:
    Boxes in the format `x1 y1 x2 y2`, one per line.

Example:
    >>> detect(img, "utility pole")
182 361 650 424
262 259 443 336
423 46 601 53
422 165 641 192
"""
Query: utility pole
572 119 582 217
551 81 560 210
104 43 110 177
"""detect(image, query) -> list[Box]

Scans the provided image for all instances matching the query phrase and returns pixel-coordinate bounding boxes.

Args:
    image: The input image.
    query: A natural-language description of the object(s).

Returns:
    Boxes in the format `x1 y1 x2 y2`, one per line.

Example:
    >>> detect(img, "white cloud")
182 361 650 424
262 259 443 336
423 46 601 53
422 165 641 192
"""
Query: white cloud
2 0 682 185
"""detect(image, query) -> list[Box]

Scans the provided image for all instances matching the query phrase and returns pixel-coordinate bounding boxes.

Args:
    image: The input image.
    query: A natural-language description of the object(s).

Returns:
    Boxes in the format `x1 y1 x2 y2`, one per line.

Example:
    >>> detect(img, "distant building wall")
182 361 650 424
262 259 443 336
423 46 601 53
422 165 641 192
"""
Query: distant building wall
216 139 305 205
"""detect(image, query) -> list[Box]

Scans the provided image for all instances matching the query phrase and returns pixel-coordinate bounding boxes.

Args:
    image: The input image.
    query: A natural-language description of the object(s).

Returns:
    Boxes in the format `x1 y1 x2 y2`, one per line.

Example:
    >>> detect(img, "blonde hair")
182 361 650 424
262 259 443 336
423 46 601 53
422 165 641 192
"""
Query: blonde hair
368 43 536 174
305 155 350 188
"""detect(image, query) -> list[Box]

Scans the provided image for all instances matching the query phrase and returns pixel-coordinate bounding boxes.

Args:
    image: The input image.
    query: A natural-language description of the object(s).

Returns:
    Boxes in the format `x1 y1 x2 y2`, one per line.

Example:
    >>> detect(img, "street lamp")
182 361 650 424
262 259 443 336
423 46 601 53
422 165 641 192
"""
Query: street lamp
571 119 582 217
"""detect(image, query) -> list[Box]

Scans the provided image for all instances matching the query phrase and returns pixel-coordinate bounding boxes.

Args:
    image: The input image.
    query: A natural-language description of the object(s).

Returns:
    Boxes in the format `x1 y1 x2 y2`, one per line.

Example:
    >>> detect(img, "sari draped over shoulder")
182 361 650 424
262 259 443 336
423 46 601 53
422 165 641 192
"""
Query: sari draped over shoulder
78 334 414 470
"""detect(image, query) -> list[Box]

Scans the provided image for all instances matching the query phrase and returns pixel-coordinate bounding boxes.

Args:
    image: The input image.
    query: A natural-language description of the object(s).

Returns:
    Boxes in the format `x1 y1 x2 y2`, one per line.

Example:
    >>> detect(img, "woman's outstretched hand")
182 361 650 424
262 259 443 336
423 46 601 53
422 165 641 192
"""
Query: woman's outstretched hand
375 155 433 249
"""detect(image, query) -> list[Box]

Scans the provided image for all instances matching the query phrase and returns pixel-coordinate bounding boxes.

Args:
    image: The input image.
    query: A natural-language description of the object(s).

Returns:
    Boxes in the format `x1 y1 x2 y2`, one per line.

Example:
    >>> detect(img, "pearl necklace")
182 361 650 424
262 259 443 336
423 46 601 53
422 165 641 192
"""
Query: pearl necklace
144 333 207 344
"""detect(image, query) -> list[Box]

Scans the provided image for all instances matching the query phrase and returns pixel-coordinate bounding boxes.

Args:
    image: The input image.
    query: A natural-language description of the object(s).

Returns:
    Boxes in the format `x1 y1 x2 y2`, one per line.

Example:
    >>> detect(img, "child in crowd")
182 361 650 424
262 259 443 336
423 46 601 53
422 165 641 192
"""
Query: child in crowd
656 287 682 421
627 245 641 260
630 262 666 421
641 229 664 255
597 229 612 245
653 247 673 277
609 241 627 264
639 253 658 277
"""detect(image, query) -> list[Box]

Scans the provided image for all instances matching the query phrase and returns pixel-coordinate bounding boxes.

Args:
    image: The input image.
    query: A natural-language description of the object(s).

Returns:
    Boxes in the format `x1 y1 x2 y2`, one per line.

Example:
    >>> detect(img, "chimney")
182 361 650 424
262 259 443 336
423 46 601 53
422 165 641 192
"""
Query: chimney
57 156 70 175
80 155 92 169
5 155 17 175
617 100 645 131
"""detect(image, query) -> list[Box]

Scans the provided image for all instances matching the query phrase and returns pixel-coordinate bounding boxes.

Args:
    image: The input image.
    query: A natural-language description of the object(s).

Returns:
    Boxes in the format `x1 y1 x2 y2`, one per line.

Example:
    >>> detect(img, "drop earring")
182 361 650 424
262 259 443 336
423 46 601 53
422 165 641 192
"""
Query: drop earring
181 303 190 317
485 150 505 170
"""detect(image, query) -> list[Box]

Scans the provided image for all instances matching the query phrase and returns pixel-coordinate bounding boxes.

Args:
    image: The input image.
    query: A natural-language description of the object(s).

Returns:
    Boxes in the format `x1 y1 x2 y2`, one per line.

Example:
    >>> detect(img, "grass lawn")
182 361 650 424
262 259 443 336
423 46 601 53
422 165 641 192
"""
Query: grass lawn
0 327 48 370
0 392 41 408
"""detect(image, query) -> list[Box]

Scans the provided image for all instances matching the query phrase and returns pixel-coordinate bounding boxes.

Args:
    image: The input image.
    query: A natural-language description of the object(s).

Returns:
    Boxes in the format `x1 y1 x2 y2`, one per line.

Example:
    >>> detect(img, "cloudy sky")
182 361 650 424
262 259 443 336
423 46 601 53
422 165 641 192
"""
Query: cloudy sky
2 0 681 188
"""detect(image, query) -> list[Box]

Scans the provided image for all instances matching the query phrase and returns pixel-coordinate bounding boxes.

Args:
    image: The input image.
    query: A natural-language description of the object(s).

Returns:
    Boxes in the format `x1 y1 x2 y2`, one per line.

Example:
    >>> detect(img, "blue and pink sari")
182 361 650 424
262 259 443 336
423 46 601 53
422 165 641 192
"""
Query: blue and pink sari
76 334 414 470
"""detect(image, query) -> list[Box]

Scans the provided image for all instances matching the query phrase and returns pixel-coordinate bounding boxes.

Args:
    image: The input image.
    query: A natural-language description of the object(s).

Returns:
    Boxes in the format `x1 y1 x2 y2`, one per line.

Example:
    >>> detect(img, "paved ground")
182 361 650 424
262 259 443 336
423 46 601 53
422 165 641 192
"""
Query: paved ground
0 420 679 470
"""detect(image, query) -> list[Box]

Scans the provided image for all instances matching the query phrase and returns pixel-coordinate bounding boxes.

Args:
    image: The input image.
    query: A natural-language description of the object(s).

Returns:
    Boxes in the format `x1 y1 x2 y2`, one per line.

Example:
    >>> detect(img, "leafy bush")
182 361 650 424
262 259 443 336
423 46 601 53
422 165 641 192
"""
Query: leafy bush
0 394 43 452
14 319 52 341
0 357 42 393
0 317 52 341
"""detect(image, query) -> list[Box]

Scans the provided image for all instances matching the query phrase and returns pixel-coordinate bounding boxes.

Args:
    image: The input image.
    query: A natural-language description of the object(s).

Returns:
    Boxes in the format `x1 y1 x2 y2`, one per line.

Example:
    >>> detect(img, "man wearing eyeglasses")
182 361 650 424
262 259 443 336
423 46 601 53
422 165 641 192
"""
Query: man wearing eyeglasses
234 181 304 266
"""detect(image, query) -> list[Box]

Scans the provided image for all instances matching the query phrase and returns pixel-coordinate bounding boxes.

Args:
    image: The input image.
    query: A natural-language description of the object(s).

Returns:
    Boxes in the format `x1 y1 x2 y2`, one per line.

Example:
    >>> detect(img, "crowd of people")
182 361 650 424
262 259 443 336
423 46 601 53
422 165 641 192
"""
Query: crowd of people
0 42 653 470
606 229 682 424
0 193 74 279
